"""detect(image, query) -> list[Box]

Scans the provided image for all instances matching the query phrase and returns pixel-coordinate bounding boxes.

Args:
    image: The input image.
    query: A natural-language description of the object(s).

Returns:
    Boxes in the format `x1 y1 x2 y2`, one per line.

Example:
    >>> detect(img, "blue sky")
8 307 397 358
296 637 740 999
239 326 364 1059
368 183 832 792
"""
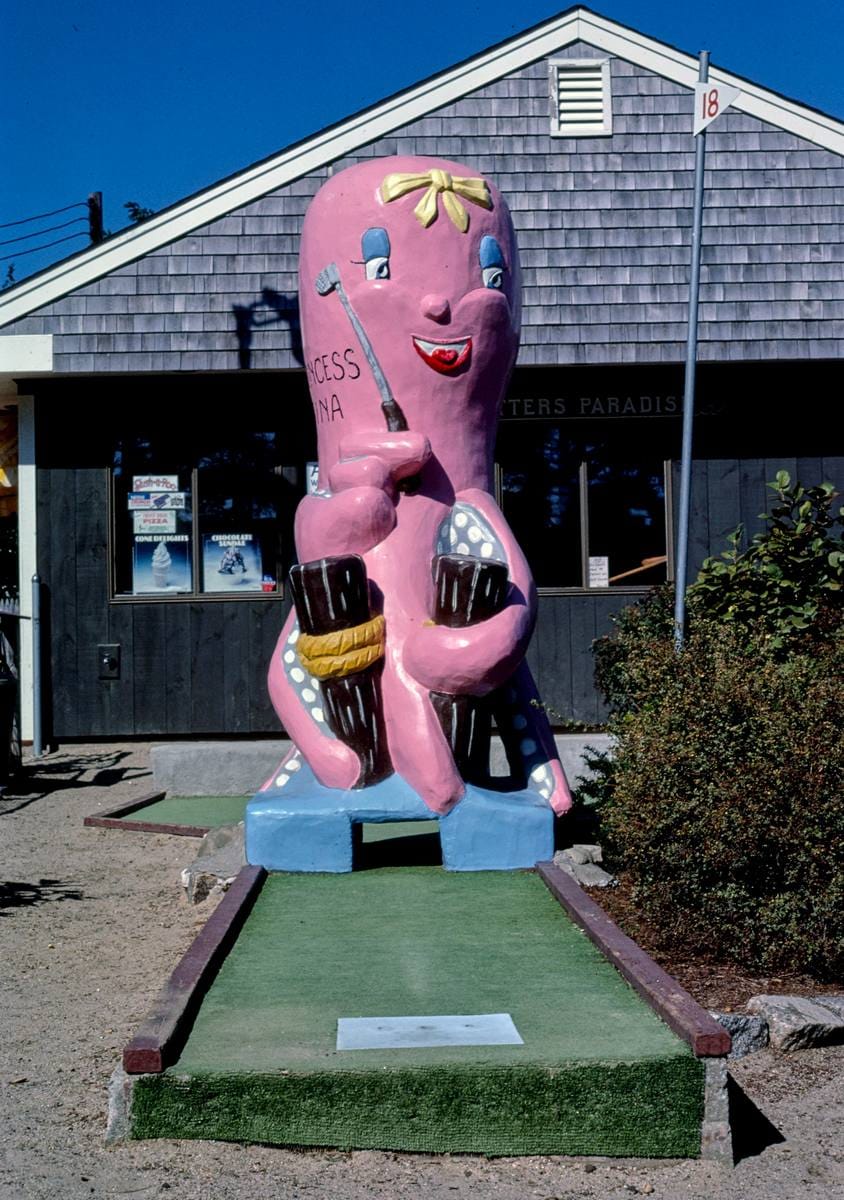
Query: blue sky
3 0 842 281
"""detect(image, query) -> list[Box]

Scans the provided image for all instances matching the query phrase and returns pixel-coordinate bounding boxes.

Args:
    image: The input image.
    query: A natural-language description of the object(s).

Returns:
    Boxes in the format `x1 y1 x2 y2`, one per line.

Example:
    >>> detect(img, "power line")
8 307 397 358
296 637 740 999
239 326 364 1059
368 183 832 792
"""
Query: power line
0 230 88 263
0 216 88 248
0 201 88 230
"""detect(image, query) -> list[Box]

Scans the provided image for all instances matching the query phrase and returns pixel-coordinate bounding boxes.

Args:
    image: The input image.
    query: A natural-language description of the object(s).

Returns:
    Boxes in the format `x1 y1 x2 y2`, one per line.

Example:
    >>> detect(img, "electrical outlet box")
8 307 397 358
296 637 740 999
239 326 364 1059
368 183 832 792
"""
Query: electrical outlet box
98 644 121 680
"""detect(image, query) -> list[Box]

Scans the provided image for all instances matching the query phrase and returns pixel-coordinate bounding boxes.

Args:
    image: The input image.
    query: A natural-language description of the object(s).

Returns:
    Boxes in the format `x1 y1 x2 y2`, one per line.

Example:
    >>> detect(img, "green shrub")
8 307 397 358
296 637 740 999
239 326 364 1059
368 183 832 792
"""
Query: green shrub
593 583 675 718
599 625 843 977
691 471 843 649
594 473 843 718
590 475 844 978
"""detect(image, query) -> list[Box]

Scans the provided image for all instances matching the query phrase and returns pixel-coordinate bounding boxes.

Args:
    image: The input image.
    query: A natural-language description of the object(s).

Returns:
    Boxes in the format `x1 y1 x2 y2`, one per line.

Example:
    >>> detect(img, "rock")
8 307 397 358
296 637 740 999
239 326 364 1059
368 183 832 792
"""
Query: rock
552 852 618 888
572 843 603 864
556 844 604 866
197 821 245 857
181 821 245 904
813 994 844 1020
746 994 844 1051
708 1012 769 1059
557 846 591 866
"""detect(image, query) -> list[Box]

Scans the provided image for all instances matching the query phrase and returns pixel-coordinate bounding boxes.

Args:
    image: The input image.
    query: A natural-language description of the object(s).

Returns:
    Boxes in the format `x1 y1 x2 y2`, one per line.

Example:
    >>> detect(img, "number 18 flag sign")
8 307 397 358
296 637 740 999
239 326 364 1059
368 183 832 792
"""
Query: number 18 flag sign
693 81 741 135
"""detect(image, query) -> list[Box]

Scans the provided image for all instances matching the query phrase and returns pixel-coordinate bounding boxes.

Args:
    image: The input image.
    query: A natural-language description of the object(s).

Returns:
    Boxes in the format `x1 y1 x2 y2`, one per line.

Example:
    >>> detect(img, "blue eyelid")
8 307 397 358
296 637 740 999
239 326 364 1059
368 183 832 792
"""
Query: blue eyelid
479 235 504 269
362 227 390 260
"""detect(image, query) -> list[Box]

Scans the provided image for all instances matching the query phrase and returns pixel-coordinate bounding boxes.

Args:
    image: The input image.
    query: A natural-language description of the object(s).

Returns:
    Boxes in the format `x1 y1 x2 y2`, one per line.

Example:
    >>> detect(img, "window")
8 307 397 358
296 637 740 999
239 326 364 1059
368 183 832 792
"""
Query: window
497 424 671 591
549 58 613 138
111 422 303 599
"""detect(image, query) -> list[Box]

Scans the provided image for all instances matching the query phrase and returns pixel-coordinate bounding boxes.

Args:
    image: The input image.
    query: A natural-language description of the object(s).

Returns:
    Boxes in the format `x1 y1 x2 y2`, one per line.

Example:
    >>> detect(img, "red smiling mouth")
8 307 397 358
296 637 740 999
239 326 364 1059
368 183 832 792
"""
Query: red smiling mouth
412 336 472 374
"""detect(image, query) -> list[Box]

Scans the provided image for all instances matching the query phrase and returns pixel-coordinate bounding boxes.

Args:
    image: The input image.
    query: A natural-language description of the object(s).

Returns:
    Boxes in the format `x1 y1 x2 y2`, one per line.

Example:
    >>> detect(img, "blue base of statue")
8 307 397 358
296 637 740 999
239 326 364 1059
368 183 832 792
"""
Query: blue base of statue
246 762 553 873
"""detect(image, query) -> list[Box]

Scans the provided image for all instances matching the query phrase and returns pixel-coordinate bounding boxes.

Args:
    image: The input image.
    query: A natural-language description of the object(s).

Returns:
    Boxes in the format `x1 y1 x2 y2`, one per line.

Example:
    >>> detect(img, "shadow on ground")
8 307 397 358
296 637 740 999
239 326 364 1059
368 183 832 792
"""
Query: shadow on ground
730 1076 786 1163
0 750 151 814
0 879 84 914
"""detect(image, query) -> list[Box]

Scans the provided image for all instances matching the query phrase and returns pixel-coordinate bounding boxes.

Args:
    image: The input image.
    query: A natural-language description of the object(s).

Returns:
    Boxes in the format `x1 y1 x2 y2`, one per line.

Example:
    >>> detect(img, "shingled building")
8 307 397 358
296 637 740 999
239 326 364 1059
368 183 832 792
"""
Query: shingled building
1 7 842 743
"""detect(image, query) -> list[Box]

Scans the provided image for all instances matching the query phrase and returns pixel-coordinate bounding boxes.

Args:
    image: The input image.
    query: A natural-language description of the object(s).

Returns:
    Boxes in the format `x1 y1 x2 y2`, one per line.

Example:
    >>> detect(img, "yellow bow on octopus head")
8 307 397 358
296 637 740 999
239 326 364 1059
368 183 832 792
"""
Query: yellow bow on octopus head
380 169 492 233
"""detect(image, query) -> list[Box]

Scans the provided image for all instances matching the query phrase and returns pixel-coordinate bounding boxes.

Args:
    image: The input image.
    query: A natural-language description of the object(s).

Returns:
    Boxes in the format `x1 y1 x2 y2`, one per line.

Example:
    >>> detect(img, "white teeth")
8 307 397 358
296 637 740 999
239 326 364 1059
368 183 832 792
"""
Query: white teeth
414 337 468 354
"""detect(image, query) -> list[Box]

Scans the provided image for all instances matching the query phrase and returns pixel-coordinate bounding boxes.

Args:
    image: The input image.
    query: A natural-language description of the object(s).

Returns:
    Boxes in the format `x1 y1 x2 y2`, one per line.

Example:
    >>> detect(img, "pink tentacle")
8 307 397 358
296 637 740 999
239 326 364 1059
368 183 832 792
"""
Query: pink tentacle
265 609 360 791
381 652 465 815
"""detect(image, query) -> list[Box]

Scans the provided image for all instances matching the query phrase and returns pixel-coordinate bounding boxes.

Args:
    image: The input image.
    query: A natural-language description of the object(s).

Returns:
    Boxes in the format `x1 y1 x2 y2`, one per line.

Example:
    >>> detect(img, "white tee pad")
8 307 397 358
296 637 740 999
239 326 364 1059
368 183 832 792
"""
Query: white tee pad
336 1013 523 1050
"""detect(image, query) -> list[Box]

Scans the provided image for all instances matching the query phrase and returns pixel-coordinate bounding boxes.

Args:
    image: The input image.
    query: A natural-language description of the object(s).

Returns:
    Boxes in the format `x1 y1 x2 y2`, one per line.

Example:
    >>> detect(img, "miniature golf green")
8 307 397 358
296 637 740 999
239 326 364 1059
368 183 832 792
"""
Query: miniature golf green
117 795 248 828
131 869 704 1155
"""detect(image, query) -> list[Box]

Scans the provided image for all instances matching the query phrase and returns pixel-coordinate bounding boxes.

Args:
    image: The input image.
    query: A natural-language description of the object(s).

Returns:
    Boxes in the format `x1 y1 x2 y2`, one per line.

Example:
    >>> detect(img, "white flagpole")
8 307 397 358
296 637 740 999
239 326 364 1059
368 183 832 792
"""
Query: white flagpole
673 49 710 650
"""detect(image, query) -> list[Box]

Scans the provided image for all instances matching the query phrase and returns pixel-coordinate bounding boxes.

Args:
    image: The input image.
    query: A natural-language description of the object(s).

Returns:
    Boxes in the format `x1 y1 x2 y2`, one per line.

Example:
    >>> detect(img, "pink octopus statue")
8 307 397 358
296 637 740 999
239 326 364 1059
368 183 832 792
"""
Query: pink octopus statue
247 157 572 872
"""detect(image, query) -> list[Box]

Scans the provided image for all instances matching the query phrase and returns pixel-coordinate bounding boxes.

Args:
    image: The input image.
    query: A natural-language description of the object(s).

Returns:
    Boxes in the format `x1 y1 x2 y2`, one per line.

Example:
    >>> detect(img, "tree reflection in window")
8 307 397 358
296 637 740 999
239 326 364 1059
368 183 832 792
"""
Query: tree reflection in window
498 423 669 589
500 424 581 587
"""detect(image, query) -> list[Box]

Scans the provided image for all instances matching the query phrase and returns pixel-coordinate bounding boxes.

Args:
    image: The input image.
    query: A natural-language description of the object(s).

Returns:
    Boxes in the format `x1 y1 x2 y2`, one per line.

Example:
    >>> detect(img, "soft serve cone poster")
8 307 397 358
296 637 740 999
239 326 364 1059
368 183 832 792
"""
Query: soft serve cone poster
132 535 191 593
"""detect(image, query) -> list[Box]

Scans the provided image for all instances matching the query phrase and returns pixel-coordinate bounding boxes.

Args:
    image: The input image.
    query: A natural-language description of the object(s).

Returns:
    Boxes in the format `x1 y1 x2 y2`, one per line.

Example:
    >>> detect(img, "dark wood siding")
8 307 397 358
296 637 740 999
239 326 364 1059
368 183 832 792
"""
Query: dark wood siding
674 454 844 581
32 369 844 737
34 376 307 740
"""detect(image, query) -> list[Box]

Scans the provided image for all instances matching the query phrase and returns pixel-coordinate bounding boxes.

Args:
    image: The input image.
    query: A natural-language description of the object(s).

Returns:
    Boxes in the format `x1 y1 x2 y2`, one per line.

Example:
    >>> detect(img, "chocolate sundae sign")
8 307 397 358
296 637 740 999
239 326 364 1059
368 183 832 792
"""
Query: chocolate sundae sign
202 532 265 593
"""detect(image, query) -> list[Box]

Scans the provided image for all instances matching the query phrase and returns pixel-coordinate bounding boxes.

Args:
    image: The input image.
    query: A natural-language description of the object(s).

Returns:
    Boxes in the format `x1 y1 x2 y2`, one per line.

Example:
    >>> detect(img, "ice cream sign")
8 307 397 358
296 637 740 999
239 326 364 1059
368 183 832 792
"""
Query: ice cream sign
128 492 186 510
134 510 177 534
132 474 179 492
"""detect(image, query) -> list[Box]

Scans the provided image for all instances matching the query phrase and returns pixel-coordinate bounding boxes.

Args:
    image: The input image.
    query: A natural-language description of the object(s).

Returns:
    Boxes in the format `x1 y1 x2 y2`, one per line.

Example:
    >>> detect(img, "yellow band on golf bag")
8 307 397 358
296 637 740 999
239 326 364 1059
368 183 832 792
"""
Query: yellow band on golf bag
296 614 386 680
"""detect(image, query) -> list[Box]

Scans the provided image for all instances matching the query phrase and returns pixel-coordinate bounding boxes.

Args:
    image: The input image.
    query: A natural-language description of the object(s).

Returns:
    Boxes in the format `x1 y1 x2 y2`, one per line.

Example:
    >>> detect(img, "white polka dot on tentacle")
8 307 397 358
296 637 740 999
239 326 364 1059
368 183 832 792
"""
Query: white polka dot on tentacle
501 687 556 803
282 620 336 738
451 503 505 563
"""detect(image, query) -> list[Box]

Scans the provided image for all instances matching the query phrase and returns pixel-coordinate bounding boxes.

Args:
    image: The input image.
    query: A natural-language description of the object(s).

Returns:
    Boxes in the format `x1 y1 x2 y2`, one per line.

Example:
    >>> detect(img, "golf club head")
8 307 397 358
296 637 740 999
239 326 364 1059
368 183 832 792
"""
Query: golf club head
315 262 341 296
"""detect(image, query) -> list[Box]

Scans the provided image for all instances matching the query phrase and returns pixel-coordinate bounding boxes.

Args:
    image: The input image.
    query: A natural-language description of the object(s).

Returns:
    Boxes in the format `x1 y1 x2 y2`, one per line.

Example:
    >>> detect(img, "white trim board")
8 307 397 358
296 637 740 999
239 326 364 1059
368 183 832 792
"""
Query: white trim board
0 335 53 373
1 7 842 330
16 396 36 742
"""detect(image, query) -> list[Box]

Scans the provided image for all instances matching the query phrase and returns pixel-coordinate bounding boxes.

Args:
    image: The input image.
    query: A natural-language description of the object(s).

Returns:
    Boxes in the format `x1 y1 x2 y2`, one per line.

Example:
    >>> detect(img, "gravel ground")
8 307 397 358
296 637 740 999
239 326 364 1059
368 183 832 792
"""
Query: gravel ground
1 742 843 1200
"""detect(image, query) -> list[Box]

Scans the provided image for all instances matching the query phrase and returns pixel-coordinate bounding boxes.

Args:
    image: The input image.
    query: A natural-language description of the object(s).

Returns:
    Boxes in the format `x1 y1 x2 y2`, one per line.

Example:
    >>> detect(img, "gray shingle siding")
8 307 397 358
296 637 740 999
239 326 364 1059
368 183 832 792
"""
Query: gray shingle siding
7 40 843 370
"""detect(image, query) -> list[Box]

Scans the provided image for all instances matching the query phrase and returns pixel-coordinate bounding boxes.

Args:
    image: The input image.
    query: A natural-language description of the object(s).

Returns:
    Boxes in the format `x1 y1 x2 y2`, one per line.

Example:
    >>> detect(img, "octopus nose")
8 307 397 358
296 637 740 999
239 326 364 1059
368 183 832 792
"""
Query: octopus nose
420 294 451 323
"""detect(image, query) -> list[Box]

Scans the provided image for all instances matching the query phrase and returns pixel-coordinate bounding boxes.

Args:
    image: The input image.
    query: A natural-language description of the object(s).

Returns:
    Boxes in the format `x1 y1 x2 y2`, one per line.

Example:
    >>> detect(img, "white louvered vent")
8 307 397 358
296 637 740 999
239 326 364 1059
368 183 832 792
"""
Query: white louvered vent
550 59 612 137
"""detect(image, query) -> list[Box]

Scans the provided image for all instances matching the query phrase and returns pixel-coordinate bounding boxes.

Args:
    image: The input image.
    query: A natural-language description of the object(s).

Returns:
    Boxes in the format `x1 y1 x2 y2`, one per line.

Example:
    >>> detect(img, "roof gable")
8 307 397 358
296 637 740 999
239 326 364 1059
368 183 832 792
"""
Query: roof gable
2 5 843 330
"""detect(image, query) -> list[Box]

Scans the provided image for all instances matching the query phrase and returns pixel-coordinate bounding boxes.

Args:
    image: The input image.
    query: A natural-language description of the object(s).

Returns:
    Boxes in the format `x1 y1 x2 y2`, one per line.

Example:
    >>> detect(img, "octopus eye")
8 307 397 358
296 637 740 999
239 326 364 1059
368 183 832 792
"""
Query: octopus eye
362 227 390 281
479 235 505 290
366 257 390 281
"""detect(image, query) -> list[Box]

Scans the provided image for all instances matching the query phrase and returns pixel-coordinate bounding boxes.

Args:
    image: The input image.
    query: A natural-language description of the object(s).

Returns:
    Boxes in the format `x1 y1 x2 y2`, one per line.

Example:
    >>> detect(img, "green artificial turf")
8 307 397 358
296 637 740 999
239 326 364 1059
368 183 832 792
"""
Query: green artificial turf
131 869 704 1156
119 795 248 828
360 820 439 842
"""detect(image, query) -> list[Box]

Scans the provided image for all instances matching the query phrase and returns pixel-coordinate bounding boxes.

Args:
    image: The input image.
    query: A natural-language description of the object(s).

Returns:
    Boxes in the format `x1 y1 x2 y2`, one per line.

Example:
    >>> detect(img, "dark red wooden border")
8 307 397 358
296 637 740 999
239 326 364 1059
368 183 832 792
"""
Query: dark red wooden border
123 864 266 1074
84 791 210 837
536 861 731 1058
